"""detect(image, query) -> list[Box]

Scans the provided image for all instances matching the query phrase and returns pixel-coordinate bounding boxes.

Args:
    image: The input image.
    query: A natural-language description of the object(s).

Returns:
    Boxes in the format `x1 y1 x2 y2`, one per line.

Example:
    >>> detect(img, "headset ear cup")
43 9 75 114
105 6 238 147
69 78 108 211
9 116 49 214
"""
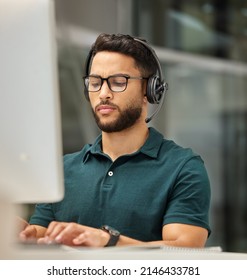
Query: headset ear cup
146 75 161 104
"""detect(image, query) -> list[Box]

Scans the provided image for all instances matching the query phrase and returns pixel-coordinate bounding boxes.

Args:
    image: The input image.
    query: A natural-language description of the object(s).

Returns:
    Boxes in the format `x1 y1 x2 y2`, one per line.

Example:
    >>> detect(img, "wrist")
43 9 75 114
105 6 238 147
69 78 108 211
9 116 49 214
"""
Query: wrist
101 225 120 247
99 228 111 247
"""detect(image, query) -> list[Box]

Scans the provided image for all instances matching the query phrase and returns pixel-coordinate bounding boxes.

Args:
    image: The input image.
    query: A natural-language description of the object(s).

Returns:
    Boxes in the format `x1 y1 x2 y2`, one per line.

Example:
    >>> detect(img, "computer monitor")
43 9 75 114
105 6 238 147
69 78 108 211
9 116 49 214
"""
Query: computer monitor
0 0 64 203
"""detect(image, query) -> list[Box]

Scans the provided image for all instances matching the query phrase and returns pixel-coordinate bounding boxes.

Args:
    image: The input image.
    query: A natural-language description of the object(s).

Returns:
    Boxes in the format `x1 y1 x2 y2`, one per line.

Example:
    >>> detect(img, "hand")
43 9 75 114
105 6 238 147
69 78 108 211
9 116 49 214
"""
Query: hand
38 221 110 247
19 224 38 242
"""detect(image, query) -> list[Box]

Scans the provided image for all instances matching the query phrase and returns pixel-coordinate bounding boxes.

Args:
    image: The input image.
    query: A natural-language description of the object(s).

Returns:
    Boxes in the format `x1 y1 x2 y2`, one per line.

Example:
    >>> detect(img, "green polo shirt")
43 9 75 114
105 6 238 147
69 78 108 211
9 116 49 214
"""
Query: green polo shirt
29 127 211 241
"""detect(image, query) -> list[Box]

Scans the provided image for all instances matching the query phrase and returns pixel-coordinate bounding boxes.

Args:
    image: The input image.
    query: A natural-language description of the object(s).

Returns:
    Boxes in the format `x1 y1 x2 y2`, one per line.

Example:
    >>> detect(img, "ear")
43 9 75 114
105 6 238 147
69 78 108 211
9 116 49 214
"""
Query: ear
143 94 148 104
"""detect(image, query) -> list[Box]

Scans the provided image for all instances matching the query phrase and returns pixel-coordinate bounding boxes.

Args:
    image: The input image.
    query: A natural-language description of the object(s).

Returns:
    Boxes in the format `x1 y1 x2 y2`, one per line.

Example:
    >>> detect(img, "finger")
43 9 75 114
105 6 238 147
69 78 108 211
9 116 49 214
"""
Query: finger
45 222 67 240
37 236 56 245
73 233 87 245
19 225 36 240
45 221 60 236
37 237 46 244
72 230 102 247
55 223 82 244
19 232 27 241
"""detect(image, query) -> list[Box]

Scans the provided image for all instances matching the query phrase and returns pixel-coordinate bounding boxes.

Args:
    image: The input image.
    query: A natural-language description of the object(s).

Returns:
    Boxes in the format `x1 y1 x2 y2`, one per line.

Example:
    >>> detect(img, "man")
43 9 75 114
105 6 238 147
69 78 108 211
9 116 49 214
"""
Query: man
20 33 211 247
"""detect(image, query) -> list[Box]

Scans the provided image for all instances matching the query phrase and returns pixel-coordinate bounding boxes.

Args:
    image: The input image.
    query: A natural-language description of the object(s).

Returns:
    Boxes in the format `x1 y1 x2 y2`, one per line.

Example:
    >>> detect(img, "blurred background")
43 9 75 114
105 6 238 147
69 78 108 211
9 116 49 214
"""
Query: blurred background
46 0 246 253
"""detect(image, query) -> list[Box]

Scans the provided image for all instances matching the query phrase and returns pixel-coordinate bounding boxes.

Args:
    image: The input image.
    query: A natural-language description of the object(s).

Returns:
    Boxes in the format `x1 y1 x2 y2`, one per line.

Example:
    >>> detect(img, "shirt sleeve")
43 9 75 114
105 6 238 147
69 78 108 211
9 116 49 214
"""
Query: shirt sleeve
29 203 55 228
163 155 211 235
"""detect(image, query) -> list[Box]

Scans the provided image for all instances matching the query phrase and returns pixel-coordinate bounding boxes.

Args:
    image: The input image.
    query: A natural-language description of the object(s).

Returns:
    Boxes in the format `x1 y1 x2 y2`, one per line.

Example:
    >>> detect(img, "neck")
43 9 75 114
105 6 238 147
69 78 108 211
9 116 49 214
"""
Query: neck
102 122 149 161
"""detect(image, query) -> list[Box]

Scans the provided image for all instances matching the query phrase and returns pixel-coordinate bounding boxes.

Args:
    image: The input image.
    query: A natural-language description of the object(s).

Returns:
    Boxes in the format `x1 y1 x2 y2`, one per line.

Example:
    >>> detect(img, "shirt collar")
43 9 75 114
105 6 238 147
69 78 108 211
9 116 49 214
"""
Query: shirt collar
139 127 164 158
82 127 164 162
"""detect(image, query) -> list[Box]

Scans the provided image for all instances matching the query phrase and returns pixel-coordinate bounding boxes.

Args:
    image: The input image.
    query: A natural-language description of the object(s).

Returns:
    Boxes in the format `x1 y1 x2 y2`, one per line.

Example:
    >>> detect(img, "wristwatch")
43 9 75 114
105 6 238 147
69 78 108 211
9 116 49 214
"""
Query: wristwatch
101 225 120 247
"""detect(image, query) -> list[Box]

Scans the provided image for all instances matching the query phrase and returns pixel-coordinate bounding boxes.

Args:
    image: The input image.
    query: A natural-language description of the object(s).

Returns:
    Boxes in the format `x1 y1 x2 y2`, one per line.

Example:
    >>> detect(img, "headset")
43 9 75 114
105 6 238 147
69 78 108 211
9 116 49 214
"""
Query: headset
83 37 168 123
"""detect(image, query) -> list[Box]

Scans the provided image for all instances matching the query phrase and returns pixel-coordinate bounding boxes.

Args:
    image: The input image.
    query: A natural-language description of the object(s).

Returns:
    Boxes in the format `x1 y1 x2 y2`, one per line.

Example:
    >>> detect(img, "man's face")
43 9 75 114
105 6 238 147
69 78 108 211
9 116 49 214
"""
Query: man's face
88 51 147 133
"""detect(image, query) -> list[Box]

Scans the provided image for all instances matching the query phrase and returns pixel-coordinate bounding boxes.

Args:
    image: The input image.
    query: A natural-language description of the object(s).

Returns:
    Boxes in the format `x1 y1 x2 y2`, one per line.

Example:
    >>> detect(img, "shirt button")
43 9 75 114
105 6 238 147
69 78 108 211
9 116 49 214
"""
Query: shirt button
108 171 113 176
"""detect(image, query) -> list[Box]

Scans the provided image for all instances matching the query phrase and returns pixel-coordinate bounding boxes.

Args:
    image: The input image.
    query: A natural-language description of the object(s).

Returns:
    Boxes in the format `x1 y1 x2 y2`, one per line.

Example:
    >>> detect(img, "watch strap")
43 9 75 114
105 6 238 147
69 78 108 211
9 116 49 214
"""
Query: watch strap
101 225 120 247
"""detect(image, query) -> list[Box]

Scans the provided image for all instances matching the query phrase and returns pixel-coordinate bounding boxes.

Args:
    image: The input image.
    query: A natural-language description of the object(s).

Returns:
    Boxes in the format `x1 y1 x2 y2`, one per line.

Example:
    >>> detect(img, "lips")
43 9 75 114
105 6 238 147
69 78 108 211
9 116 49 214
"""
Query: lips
96 104 116 114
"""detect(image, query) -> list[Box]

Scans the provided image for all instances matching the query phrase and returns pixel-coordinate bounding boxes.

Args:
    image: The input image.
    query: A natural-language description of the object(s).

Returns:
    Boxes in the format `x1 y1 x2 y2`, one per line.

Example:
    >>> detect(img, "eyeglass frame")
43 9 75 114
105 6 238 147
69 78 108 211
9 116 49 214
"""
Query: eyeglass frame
83 74 148 93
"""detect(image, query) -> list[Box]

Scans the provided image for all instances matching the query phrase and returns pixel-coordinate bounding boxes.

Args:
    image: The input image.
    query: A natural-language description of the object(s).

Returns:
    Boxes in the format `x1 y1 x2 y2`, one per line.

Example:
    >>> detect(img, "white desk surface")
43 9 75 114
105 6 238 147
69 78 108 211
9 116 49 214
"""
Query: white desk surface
7 244 247 260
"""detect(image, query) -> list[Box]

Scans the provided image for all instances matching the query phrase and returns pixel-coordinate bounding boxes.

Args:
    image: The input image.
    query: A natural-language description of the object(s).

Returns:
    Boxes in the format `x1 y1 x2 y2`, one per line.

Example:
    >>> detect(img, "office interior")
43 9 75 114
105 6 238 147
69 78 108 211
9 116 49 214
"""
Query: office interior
20 0 247 253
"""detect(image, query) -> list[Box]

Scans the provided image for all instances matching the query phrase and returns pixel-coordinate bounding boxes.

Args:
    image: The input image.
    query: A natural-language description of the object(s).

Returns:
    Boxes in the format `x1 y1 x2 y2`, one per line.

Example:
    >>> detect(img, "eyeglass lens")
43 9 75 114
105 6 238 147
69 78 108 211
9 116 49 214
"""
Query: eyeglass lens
86 76 128 92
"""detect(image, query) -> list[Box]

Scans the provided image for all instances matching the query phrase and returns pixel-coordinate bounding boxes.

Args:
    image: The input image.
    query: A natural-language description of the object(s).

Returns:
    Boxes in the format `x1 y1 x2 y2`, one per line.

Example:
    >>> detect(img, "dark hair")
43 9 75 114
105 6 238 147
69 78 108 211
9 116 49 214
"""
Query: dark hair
89 33 157 77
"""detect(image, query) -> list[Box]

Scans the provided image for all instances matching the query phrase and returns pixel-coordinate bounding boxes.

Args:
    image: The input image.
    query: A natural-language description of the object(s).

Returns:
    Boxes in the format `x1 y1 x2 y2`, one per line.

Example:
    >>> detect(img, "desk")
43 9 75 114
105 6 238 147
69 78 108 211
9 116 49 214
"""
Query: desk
9 244 247 260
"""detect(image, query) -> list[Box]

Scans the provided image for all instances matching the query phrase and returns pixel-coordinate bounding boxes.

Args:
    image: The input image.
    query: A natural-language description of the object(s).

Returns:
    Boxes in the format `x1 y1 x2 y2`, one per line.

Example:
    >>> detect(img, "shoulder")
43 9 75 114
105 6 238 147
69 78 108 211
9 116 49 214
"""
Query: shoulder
163 139 208 176
150 126 201 163
149 127 208 178
161 138 199 162
63 144 92 168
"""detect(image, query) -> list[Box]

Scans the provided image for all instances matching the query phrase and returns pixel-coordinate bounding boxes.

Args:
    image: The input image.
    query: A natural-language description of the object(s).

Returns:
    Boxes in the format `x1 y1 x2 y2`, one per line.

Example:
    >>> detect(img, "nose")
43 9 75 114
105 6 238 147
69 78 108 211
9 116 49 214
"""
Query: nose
98 80 113 100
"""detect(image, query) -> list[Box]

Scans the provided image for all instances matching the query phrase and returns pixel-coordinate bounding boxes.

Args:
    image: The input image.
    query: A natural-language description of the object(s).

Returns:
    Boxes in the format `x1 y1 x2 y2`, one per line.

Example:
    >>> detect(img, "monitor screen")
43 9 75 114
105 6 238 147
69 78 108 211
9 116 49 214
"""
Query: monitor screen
0 0 64 203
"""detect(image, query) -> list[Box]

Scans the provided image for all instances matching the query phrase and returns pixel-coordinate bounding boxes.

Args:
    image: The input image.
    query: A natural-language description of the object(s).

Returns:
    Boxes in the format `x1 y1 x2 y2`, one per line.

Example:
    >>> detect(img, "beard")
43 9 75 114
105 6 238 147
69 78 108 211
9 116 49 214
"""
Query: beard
92 101 142 133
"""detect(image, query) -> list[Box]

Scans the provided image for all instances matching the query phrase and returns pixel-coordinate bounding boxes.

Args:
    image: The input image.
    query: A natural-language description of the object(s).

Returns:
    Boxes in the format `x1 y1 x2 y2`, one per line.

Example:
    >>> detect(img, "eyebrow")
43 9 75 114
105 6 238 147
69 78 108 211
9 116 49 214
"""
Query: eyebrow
89 73 132 77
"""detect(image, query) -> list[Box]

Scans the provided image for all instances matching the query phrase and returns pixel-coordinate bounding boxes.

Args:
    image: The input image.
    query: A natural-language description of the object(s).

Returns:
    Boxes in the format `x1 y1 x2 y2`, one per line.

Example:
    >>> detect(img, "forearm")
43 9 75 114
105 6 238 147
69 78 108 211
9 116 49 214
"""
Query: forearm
117 235 206 248
116 224 208 248
116 235 186 247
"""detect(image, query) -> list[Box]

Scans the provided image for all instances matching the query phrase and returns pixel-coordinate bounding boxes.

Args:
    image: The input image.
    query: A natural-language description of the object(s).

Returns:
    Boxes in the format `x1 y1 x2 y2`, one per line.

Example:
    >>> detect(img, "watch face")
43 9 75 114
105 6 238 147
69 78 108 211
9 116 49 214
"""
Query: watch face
102 225 120 236
109 228 120 236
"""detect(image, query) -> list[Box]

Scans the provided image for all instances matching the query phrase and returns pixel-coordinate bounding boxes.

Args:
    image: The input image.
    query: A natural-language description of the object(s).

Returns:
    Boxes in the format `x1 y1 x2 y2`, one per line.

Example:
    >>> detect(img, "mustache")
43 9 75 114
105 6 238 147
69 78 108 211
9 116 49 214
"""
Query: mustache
95 100 119 110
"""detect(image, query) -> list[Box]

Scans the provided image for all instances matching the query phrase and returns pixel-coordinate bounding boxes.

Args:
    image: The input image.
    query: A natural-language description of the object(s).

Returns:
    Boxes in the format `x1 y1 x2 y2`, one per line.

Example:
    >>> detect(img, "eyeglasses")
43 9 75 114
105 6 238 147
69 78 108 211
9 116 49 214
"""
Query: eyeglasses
83 74 148 93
